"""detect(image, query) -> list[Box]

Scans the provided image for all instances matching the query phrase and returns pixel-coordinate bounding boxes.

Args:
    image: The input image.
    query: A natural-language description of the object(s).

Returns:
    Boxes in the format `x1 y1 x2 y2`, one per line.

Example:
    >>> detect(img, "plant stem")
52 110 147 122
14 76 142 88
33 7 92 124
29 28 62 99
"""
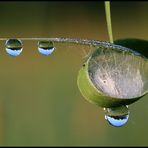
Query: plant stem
0 37 111 46
105 1 114 43
0 37 143 57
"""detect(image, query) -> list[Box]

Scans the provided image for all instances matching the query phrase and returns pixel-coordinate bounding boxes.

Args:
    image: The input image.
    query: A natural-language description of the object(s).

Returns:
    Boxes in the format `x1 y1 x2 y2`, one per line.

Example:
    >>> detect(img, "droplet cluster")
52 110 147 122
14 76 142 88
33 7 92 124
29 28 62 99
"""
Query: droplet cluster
5 39 55 56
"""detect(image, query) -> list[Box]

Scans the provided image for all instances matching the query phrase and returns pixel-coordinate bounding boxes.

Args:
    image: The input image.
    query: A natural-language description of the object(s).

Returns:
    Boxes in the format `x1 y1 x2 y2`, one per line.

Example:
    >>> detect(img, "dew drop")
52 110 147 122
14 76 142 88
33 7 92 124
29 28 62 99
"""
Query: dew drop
104 105 129 127
38 40 55 56
105 114 129 127
5 39 23 56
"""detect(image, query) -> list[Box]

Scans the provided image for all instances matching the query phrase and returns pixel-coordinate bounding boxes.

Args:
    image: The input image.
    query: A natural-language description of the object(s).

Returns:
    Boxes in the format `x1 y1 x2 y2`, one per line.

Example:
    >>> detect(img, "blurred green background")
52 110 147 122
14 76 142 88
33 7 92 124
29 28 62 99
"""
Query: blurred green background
0 1 147 146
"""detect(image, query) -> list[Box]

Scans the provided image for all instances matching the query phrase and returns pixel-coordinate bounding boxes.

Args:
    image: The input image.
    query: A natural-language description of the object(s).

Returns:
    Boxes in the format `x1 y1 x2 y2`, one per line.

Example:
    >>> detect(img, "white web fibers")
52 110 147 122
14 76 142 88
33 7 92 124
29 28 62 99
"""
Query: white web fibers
88 47 148 99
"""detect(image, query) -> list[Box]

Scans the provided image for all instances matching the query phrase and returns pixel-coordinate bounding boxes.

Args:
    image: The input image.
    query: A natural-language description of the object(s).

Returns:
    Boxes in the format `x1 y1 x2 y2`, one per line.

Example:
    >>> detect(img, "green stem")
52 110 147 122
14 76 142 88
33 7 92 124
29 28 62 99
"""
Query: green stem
0 37 113 46
0 37 145 58
105 1 114 43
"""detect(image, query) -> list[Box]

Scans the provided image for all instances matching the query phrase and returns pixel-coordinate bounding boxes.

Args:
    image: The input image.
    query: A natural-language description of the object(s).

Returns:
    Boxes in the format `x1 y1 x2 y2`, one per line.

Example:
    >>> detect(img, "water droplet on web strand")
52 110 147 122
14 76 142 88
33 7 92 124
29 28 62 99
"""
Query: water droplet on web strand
5 39 23 56
38 40 55 56
104 105 129 127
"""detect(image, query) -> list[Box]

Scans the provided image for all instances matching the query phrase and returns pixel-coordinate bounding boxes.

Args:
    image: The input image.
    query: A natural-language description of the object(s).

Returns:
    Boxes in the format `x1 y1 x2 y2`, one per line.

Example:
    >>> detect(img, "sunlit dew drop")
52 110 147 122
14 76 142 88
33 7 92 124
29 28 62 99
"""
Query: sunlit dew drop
38 40 55 56
104 105 129 127
5 39 23 56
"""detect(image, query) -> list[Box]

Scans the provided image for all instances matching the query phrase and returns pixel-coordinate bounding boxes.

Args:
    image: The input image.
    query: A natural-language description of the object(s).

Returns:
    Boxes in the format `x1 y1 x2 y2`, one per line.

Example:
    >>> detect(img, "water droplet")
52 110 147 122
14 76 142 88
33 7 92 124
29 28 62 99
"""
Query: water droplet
5 39 23 56
104 105 129 127
38 40 55 56
105 114 129 127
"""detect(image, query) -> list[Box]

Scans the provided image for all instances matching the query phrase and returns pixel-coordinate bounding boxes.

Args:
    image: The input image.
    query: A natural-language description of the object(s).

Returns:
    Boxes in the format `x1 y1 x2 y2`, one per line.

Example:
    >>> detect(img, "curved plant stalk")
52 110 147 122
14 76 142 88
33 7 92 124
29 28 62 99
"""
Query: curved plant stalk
0 37 145 58
105 1 114 43
0 38 109 46
0 37 108 46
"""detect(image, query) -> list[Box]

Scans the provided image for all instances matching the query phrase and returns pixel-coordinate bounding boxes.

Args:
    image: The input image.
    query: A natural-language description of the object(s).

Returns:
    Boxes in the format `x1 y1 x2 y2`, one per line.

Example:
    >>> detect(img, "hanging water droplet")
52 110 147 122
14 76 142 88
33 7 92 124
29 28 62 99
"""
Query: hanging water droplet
5 39 23 56
105 114 129 127
38 40 55 56
104 105 129 127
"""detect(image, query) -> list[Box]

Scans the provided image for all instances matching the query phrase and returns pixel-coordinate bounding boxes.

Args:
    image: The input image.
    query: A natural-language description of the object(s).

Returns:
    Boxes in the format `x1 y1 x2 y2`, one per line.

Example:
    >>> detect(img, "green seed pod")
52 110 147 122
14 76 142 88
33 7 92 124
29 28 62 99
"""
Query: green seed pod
77 42 148 108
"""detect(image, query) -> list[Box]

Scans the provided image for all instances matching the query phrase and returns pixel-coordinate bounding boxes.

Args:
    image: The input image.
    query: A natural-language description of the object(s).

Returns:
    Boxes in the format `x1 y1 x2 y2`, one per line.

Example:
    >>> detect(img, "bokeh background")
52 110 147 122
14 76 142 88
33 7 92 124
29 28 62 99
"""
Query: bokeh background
0 1 147 146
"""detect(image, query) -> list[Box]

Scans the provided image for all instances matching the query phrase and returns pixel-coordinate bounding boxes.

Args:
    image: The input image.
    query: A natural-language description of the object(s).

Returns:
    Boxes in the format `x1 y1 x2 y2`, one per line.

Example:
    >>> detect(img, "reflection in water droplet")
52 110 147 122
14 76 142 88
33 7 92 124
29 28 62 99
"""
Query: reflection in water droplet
5 39 23 56
38 40 55 56
105 114 129 127
104 105 129 127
